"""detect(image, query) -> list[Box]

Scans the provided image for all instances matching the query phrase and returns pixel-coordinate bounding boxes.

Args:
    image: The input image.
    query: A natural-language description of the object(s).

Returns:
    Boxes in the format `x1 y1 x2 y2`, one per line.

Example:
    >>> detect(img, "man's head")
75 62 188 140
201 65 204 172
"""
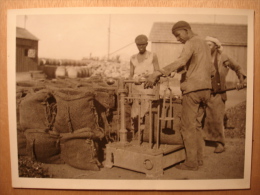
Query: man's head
205 36 222 54
135 34 148 54
172 21 192 44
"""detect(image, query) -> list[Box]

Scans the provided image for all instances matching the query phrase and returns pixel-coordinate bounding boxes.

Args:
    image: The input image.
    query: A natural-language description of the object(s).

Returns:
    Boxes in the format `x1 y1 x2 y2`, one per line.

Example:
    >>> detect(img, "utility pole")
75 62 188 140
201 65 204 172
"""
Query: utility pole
107 14 111 60
24 15 27 29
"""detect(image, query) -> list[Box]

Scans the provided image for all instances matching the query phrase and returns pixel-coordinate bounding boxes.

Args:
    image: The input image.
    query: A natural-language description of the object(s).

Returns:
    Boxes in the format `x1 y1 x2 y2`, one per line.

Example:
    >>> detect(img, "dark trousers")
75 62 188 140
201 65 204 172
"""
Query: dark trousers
203 93 226 145
180 89 211 167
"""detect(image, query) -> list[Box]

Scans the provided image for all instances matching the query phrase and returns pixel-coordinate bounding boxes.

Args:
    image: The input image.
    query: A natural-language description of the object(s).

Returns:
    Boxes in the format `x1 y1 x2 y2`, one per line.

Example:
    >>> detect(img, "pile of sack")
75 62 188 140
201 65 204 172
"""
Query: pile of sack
16 73 185 171
224 101 246 138
17 77 117 171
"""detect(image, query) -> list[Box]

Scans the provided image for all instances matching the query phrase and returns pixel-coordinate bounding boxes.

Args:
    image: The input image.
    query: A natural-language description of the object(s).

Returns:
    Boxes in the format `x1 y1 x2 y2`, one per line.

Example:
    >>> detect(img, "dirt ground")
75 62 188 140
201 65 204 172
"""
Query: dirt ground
39 137 245 180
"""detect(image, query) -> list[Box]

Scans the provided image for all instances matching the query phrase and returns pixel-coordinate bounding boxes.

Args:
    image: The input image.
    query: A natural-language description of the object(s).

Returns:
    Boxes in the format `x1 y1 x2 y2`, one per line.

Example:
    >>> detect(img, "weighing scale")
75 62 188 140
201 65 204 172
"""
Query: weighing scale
104 78 185 178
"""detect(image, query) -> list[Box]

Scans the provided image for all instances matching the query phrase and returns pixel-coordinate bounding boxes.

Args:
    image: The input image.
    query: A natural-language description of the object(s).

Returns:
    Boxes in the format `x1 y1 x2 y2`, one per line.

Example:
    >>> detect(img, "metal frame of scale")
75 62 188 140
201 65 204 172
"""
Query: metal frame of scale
104 77 185 178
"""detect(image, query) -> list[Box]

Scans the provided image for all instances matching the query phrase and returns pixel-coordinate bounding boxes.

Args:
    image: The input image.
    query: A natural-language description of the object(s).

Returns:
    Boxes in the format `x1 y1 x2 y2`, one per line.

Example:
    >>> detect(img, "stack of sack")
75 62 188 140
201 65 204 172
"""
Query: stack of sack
16 75 184 170
17 77 117 170
16 80 47 157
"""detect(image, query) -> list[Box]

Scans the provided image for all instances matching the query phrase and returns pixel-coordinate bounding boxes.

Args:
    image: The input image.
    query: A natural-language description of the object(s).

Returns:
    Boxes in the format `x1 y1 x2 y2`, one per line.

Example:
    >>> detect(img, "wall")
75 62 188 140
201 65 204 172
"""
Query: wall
16 38 38 72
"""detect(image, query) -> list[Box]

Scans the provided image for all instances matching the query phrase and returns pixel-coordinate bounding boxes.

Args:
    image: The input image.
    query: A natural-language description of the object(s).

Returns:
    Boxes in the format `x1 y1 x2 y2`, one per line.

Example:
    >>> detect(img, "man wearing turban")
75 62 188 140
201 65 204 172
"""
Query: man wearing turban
204 36 246 153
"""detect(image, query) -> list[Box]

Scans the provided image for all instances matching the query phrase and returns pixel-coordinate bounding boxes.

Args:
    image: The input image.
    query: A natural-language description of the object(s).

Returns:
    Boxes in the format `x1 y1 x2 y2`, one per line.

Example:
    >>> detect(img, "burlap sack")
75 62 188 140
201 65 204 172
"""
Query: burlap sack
94 87 116 109
60 127 104 170
109 103 132 134
24 129 64 164
16 81 47 131
16 90 24 131
16 80 46 92
143 102 183 145
17 130 27 156
78 77 117 109
52 88 97 133
19 89 53 131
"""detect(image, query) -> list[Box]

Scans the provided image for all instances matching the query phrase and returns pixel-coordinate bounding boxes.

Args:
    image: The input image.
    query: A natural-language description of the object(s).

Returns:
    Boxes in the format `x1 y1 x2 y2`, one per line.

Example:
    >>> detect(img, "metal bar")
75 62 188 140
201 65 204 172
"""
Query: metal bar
138 96 141 145
123 77 165 84
156 101 160 149
149 100 152 149
169 90 173 118
117 92 120 142
127 93 156 96
161 91 166 120
125 96 157 101
118 78 128 144
123 79 146 83
119 92 127 143
214 85 247 93
128 83 135 141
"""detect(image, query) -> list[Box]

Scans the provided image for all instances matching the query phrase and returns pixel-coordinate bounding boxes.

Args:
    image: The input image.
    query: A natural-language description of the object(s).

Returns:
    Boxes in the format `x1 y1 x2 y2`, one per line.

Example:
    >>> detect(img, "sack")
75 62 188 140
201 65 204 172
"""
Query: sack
92 87 116 141
19 89 54 131
109 103 132 134
48 78 88 89
143 102 183 145
79 77 116 109
16 80 46 92
17 82 47 131
52 88 97 133
16 90 25 131
60 128 104 170
17 130 27 156
94 87 116 109
24 129 64 164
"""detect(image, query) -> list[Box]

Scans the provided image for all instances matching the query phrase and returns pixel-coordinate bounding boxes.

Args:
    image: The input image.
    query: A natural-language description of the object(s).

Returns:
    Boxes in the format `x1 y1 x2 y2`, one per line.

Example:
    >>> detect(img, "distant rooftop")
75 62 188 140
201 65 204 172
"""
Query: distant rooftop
16 27 39 41
149 22 247 46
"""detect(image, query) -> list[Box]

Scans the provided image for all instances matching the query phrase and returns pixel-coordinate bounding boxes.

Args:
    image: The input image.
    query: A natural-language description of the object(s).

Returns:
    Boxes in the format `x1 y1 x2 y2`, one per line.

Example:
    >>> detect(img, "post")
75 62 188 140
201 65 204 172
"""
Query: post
149 100 152 149
157 101 160 149
138 98 141 145
24 15 27 29
107 14 111 60
118 78 128 144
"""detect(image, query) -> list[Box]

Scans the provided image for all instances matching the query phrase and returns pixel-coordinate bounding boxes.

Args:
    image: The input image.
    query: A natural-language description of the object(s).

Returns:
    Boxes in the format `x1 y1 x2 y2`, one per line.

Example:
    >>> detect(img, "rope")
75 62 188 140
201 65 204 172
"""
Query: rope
67 105 73 133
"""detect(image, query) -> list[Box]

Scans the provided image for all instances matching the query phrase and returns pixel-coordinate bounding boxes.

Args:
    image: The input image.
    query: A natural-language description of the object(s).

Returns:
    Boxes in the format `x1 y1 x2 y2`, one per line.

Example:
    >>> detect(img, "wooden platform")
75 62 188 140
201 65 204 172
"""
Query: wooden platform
104 142 185 178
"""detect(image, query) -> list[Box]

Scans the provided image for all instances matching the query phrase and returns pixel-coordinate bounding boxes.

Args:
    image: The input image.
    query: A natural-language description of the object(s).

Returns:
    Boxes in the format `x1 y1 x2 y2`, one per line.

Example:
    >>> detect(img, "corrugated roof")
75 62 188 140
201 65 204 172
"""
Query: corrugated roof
16 27 39 41
149 22 247 46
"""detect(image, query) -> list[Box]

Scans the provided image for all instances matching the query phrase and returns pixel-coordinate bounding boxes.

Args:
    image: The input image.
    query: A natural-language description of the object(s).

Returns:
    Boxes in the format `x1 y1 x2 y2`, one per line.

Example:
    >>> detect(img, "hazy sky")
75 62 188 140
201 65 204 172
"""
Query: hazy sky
16 13 247 61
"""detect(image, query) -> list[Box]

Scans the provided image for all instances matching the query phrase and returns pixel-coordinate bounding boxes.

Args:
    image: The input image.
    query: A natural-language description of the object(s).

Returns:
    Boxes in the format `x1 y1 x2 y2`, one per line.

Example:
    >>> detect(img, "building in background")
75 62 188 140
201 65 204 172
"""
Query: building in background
149 23 247 83
16 27 39 72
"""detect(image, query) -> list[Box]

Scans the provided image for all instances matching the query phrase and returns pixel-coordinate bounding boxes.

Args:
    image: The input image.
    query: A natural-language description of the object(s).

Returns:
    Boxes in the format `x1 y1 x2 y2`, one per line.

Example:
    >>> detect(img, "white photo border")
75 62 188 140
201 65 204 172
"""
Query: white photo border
7 7 254 190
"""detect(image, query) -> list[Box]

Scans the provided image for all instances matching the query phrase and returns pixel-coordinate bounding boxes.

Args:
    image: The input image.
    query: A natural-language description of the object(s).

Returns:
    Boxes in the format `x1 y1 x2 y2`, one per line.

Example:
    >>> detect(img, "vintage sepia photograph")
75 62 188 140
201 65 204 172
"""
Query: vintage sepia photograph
7 7 254 190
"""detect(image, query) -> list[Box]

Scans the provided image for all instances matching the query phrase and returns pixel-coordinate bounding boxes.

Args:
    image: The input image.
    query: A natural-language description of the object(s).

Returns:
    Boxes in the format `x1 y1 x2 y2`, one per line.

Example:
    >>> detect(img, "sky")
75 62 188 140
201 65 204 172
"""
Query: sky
16 12 248 62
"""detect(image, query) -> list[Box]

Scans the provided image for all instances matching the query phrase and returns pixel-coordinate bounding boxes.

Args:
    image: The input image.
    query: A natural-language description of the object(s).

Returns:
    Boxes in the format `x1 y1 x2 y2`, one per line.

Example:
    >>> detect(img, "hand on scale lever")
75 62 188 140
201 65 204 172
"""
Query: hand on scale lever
144 71 176 89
